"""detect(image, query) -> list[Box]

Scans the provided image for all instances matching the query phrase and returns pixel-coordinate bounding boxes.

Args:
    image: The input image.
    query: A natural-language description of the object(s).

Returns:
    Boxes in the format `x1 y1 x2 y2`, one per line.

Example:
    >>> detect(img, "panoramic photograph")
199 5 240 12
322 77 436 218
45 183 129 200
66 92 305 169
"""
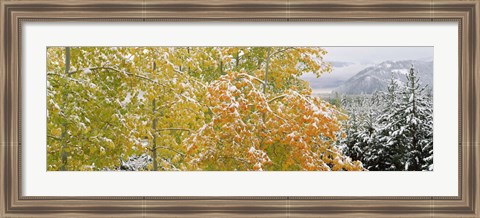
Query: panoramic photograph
46 46 433 171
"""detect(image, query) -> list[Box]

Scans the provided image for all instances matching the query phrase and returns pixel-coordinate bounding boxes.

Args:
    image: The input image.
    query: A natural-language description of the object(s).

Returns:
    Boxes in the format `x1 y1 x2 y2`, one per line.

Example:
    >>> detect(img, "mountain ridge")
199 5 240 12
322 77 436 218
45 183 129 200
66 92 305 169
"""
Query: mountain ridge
333 60 433 94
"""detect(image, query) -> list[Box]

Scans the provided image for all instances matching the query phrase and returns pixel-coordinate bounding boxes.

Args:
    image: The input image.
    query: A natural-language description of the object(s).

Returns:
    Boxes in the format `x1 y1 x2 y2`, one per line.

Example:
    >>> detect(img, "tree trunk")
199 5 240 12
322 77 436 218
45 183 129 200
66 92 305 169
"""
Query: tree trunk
263 49 271 94
410 67 419 170
260 49 271 149
152 62 158 171
60 47 70 171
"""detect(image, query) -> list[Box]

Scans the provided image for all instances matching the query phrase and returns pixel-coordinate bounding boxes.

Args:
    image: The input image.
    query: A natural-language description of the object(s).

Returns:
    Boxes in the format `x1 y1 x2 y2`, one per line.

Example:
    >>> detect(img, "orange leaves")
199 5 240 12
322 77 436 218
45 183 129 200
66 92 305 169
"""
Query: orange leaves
185 72 271 170
184 70 363 171
247 146 272 171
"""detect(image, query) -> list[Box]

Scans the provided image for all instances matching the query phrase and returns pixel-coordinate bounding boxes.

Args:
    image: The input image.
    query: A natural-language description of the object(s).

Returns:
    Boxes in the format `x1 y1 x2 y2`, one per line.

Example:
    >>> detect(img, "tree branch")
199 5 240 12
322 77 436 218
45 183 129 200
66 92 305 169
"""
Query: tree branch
157 128 193 133
47 135 61 141
218 155 250 165
173 68 207 88
237 73 265 85
268 94 287 103
68 66 156 83
150 146 186 156
268 47 296 59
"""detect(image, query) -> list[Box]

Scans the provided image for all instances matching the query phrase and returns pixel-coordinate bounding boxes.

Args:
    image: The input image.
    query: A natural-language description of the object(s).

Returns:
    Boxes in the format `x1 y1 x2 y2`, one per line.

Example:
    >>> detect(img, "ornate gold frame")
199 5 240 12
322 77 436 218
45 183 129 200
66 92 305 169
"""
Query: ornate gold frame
1 0 479 217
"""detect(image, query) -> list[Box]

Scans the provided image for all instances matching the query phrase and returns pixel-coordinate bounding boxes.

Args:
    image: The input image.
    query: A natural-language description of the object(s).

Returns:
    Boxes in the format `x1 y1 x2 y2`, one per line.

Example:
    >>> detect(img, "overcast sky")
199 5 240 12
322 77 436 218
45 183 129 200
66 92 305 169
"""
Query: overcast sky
300 46 434 93
322 47 433 63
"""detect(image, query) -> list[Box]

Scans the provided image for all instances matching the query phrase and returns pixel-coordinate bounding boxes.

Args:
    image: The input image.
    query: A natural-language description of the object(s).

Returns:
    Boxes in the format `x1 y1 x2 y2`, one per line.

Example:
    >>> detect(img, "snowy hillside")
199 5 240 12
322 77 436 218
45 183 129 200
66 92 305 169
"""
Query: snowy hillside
334 60 433 94
301 61 371 94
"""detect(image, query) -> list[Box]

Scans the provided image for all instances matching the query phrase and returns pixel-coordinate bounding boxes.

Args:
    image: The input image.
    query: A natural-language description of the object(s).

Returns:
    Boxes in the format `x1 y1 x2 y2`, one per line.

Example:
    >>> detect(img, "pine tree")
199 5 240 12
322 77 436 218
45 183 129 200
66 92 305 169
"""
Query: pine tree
339 65 433 171
369 75 406 170
340 96 365 162
398 66 433 171
340 94 380 168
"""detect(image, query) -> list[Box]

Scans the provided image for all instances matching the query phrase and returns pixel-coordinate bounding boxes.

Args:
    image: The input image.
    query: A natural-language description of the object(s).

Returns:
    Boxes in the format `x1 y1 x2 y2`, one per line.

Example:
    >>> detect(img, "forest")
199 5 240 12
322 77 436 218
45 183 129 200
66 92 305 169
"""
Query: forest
335 70 433 171
46 47 433 171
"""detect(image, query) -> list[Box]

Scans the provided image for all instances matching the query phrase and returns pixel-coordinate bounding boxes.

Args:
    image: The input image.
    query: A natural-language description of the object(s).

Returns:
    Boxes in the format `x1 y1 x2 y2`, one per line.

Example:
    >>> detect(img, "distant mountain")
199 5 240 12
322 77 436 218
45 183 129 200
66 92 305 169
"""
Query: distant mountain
333 60 433 94
301 61 372 94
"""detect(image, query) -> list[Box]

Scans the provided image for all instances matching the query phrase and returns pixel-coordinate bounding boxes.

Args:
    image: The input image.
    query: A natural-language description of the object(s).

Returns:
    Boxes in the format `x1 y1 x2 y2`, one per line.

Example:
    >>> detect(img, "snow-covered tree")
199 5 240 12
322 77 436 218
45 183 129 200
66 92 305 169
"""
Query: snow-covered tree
398 66 433 171
339 66 433 171
368 75 406 170
340 94 382 170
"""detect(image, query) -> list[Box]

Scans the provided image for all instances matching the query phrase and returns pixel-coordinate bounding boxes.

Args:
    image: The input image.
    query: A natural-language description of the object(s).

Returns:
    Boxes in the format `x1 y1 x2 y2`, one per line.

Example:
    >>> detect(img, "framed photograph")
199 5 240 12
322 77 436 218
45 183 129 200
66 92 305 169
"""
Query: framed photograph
1 0 479 217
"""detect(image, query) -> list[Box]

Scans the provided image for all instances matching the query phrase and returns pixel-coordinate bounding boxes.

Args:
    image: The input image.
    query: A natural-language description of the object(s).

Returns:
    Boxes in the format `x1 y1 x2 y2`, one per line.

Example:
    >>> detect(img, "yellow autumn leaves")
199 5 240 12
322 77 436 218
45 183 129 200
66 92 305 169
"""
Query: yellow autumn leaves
47 47 363 171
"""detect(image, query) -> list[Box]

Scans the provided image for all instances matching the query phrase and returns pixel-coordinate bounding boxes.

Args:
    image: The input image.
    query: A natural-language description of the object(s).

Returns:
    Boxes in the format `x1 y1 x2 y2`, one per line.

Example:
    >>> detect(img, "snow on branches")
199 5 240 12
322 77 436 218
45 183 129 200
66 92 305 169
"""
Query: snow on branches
339 66 433 171
184 71 363 171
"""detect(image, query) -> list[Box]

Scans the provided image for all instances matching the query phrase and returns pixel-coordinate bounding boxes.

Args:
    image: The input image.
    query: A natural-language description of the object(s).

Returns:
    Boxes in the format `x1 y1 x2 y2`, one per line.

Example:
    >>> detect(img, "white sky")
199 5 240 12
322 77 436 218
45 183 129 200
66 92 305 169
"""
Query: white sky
322 46 433 63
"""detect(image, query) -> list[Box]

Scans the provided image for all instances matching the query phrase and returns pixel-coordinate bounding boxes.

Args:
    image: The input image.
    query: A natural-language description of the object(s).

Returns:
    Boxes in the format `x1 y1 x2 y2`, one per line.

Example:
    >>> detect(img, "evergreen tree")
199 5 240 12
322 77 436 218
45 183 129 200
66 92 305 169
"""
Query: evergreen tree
339 65 433 171
340 96 365 162
369 75 406 170
398 66 433 170
340 94 380 168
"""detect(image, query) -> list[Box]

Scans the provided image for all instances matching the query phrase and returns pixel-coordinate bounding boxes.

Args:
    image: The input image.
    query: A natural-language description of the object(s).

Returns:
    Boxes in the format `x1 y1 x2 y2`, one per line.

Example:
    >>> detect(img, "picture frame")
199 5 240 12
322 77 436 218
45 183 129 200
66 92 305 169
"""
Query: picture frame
1 0 479 217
